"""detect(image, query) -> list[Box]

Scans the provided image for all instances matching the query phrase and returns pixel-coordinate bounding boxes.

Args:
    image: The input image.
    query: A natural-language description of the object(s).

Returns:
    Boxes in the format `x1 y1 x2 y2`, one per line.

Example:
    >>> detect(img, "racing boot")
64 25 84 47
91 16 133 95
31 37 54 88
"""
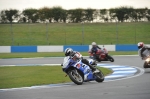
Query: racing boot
88 64 99 74
91 60 97 65
81 59 99 73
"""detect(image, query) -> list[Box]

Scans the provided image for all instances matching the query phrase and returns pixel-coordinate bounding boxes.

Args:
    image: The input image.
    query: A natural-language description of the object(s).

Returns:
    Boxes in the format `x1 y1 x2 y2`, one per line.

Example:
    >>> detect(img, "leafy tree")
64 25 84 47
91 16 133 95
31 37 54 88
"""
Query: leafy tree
51 6 66 22
136 8 147 21
22 8 38 23
84 8 95 22
75 8 85 22
130 10 138 21
100 9 108 22
109 8 117 22
22 17 27 23
0 6 150 23
0 10 7 23
67 9 75 22
114 7 134 22
38 7 52 23
125 7 134 21
115 7 129 22
60 9 67 23
146 9 150 21
0 9 19 23
68 8 85 23
93 9 101 22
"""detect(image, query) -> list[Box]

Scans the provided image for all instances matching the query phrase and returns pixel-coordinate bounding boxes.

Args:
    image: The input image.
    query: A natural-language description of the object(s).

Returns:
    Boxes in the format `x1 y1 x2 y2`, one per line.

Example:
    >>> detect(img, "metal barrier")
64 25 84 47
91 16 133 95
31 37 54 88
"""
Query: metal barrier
0 45 140 53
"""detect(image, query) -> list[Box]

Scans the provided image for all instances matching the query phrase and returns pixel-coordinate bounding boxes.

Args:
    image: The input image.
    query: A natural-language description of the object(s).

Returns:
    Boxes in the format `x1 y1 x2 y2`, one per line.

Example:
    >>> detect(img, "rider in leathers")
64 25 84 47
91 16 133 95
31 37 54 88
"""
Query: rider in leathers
64 48 98 73
90 42 103 60
137 42 150 60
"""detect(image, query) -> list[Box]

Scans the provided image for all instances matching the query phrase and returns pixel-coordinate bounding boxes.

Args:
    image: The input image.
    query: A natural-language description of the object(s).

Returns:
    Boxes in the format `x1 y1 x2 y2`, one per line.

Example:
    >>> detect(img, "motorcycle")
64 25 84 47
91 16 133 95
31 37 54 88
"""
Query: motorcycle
61 56 104 85
88 46 114 62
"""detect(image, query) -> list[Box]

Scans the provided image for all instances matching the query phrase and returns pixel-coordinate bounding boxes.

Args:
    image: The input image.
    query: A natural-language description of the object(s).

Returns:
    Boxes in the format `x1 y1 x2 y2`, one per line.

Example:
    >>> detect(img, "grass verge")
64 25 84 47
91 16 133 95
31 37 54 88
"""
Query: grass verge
0 66 112 89
0 51 138 59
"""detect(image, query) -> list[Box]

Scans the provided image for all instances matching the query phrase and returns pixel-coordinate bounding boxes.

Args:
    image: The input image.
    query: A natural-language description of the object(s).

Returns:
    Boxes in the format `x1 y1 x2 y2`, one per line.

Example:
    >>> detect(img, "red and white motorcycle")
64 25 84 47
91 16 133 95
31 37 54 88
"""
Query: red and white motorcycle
88 46 114 62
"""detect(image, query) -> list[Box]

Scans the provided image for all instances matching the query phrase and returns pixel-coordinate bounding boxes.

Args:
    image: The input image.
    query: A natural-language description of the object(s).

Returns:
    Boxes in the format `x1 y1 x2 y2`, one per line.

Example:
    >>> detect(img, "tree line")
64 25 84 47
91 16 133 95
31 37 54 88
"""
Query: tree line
0 6 150 23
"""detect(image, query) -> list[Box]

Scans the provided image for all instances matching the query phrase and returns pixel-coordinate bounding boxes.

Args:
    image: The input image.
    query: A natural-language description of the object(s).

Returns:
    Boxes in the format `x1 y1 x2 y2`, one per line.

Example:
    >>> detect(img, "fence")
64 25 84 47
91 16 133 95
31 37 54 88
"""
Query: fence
0 22 150 46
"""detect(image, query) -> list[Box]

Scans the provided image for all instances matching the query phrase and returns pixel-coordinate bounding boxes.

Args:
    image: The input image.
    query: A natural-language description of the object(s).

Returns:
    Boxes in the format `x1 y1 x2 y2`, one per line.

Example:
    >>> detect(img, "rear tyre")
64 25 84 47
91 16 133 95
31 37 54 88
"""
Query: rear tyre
68 69 83 85
94 69 104 82
108 55 114 62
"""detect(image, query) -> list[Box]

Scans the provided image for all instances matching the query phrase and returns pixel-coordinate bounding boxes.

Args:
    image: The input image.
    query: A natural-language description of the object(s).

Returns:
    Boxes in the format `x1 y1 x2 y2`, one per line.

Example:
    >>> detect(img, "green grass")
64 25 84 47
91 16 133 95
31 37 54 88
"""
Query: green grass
0 51 138 59
0 66 112 89
0 22 150 45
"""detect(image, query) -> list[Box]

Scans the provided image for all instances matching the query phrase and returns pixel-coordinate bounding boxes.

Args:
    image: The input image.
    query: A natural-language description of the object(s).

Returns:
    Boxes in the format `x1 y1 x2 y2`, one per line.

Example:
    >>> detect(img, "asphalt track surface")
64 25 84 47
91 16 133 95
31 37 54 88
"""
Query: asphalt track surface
0 56 150 99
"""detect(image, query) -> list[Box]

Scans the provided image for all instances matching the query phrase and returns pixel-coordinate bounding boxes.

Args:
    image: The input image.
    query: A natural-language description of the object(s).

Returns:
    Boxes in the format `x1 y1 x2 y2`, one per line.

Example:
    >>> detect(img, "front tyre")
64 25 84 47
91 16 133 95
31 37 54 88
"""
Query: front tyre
94 69 104 82
68 69 83 85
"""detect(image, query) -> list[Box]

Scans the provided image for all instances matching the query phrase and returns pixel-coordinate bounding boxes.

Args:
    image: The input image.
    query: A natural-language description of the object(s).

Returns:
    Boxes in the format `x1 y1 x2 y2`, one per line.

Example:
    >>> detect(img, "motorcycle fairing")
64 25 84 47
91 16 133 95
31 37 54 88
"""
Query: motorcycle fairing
62 57 96 81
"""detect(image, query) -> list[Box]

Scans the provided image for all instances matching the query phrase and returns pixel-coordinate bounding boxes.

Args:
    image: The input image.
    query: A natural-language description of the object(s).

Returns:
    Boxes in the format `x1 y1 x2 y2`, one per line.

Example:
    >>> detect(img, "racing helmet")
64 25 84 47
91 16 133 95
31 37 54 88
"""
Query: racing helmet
92 42 97 47
65 48 73 56
137 42 144 49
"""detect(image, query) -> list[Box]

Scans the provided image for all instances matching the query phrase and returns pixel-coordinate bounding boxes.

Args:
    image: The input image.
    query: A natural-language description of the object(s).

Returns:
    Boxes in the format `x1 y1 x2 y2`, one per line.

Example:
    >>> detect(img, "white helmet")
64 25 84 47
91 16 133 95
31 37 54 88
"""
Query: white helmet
92 42 96 46
137 42 144 49
65 48 73 56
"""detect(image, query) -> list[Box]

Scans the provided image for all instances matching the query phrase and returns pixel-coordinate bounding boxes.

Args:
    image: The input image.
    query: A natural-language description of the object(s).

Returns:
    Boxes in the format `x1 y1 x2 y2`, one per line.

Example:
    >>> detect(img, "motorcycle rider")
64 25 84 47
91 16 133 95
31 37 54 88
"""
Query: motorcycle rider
137 42 150 60
64 48 98 73
90 42 103 60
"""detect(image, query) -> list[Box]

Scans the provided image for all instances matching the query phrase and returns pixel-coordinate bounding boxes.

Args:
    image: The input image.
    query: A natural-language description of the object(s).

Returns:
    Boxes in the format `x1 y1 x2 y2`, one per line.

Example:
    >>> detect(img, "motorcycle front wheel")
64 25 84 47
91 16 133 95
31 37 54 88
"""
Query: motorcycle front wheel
68 69 83 85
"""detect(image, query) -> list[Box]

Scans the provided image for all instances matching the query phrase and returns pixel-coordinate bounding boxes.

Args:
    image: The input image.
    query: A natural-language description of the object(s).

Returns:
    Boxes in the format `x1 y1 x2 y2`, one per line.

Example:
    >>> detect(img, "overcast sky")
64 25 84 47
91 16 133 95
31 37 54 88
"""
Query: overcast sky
0 0 150 11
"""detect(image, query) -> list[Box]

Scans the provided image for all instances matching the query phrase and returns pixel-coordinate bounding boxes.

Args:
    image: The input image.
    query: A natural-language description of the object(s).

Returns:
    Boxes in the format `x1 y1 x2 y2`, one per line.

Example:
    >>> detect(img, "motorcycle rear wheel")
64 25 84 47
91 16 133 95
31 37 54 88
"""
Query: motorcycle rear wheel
94 69 104 82
68 69 83 85
108 55 114 62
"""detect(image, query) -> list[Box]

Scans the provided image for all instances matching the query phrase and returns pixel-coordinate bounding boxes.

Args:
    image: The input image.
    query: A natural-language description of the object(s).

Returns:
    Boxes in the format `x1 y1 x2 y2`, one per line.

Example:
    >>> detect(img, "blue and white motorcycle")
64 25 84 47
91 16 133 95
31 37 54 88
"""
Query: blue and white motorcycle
61 56 104 85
